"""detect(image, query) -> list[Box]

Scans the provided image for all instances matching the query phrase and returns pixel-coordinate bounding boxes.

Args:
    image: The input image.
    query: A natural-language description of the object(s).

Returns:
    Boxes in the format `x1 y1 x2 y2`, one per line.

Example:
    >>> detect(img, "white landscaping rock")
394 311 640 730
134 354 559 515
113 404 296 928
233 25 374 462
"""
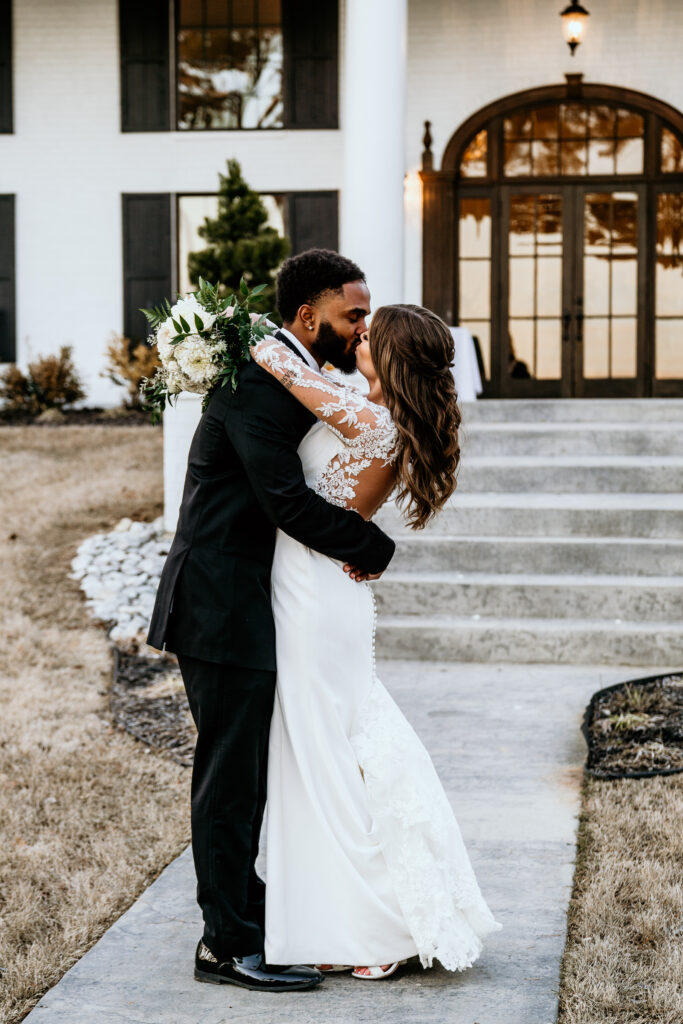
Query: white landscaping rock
71 519 170 642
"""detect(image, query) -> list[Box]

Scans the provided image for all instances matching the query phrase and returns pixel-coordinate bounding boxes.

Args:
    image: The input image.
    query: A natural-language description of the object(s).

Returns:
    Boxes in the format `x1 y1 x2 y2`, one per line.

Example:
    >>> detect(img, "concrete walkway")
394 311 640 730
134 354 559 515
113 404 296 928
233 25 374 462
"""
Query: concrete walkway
25 659 644 1024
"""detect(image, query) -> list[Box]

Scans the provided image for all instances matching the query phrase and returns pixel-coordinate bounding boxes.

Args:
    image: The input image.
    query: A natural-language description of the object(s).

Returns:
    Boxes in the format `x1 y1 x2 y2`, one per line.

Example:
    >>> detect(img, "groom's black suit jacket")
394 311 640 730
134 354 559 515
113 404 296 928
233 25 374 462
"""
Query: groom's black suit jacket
147 332 395 669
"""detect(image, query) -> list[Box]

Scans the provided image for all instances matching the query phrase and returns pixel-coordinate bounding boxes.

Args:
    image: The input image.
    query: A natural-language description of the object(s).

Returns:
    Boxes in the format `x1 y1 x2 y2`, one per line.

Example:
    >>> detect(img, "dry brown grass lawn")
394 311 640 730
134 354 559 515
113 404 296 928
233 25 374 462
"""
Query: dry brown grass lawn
559 774 683 1024
0 426 191 1024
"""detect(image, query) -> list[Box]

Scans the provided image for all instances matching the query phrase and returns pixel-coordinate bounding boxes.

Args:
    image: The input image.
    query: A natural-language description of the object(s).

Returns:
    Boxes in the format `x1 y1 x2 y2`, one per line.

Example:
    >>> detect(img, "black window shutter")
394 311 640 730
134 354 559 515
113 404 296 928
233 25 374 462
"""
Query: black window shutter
0 0 12 133
122 194 172 343
0 195 15 362
286 192 339 255
282 0 338 129
119 0 170 132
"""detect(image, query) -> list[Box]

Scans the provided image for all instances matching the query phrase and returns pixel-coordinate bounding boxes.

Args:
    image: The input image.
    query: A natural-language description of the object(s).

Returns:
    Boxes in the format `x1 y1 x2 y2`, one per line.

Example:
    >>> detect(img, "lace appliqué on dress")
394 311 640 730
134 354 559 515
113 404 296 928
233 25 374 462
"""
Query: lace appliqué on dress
253 337 399 511
349 675 503 970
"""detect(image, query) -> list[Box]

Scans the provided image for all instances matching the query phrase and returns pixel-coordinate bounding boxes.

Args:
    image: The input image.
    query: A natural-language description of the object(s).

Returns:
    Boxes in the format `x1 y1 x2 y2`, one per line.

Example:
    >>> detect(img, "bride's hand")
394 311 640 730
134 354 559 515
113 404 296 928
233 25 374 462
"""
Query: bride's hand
343 564 383 582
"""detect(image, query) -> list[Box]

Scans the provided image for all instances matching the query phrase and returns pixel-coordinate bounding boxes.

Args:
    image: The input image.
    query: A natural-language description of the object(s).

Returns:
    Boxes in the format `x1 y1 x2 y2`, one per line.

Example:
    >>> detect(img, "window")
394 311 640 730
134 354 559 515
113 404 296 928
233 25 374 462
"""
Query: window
176 0 283 130
497 104 644 178
177 192 286 292
0 0 12 133
120 1 339 132
0 195 15 361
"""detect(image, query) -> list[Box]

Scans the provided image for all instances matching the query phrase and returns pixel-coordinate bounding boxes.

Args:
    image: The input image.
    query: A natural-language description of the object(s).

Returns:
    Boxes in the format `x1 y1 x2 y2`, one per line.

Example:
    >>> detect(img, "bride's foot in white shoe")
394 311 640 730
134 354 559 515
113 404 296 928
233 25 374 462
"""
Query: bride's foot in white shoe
351 960 405 979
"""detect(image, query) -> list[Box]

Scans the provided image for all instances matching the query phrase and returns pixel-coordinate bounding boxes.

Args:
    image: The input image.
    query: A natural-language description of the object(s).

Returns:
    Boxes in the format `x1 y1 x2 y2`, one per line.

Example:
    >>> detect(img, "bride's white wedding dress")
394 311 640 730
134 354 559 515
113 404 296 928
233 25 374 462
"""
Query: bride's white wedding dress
254 336 501 969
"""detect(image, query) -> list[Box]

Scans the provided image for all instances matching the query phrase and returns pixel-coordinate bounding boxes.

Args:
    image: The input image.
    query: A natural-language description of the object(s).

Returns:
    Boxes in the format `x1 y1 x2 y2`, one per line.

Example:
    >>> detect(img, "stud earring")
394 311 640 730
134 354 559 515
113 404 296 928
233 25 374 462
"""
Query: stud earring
307 325 314 331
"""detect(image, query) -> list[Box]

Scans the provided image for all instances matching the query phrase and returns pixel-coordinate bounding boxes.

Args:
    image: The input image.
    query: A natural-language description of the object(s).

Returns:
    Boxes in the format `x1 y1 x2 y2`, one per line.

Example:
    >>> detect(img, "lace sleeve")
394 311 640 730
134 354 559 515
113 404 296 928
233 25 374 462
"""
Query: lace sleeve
251 334 387 442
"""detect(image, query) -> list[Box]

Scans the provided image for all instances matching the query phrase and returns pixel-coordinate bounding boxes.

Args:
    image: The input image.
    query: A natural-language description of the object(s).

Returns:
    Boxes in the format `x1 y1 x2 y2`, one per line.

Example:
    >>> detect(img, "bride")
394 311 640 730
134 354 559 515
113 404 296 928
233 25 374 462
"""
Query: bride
251 303 502 979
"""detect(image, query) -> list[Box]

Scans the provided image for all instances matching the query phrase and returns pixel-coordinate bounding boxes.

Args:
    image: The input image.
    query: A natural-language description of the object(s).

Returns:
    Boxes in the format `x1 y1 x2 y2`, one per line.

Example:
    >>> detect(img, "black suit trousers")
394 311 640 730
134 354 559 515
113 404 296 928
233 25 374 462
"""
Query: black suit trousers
177 653 276 960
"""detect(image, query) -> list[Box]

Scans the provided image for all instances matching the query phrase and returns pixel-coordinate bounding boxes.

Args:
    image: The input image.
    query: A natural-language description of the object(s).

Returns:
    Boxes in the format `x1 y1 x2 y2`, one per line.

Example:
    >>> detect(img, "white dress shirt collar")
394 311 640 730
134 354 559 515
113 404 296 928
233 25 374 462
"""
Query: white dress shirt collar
278 326 318 371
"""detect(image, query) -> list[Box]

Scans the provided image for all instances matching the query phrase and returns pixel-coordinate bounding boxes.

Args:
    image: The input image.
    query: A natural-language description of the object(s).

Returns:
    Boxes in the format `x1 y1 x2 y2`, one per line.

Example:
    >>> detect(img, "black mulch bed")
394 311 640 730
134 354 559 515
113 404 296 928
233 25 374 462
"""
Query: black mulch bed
0 407 156 426
111 646 195 767
582 671 683 779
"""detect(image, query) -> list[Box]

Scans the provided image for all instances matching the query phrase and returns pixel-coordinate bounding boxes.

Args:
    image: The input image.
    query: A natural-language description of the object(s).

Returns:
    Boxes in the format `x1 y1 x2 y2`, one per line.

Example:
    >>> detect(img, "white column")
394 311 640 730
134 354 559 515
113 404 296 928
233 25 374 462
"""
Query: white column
162 393 203 533
341 0 407 312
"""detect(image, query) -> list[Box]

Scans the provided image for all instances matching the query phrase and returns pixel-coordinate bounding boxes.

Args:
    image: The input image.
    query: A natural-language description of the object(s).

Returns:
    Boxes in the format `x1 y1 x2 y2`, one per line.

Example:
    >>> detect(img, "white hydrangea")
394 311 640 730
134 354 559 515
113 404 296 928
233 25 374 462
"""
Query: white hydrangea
174 335 219 388
166 366 185 394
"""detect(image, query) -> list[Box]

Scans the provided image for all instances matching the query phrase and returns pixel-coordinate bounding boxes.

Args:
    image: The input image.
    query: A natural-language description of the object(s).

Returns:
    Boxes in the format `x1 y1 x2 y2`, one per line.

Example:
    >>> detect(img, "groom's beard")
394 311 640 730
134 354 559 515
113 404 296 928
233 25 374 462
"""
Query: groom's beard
311 319 358 374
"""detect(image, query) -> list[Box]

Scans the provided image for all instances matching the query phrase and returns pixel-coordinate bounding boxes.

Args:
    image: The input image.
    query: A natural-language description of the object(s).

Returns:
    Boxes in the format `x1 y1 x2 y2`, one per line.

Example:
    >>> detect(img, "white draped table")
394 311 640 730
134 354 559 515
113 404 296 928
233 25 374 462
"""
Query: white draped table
449 326 483 402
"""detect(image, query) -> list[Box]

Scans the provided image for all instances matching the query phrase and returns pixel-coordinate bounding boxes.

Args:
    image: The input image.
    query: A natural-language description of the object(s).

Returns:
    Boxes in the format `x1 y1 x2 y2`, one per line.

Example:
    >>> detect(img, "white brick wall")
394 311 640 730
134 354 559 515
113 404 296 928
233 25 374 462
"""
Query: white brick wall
0 0 681 403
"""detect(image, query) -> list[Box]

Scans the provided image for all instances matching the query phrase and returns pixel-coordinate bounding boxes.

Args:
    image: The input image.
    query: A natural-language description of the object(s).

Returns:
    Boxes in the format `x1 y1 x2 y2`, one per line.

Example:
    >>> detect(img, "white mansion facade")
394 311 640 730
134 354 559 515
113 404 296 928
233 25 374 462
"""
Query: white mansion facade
1 0 682 405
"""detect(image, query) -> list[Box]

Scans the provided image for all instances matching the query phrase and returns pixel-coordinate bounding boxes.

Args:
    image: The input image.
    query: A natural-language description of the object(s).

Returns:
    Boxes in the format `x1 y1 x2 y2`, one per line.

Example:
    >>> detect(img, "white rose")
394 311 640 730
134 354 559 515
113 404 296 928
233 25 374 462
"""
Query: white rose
155 320 176 366
170 294 216 333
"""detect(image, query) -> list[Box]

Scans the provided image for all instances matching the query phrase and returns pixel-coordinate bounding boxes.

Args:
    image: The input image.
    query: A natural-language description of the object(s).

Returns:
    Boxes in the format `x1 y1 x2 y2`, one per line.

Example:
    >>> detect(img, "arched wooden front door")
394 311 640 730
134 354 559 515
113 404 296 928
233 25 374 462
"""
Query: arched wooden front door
421 79 683 397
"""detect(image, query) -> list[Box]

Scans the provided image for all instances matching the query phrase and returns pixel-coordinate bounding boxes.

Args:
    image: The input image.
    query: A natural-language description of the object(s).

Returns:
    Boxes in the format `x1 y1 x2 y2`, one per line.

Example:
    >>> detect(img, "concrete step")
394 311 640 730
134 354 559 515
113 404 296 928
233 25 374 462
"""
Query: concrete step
390 535 683 576
462 398 683 424
376 493 683 538
375 613 683 665
461 422 683 457
374 571 683 621
457 456 683 493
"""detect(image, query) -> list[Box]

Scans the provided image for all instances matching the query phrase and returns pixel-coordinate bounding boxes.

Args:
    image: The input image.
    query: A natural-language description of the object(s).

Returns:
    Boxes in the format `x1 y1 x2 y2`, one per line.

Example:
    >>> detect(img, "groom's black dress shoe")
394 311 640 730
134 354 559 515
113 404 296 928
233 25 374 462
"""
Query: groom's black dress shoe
194 940 324 992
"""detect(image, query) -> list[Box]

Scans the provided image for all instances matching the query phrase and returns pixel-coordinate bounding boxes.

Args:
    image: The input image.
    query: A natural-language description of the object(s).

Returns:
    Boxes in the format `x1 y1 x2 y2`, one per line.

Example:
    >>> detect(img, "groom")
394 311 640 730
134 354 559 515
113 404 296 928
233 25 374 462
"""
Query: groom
147 249 395 992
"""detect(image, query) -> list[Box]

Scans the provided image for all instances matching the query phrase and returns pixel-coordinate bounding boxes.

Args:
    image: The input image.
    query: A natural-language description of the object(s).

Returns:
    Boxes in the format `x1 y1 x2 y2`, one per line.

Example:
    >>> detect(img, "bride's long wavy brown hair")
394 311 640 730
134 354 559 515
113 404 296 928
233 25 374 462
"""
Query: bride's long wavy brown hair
369 304 461 530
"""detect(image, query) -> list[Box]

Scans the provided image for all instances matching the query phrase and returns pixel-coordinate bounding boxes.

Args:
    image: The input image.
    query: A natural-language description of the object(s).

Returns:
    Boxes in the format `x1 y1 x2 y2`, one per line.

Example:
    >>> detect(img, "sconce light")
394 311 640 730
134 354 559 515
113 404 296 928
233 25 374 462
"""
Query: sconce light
560 0 590 55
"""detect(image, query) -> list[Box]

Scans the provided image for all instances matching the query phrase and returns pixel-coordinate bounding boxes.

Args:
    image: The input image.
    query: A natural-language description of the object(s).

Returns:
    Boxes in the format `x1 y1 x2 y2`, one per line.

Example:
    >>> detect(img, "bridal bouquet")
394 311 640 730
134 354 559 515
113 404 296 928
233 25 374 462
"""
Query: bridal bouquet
139 277 273 422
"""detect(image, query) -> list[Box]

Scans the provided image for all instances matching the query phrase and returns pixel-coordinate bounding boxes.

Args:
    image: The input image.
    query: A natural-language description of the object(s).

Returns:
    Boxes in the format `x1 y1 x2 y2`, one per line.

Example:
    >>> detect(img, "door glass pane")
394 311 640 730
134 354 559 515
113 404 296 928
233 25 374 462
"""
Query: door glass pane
509 320 534 376
655 321 683 378
460 320 491 379
536 320 562 379
584 319 610 378
537 258 562 316
583 192 639 380
458 197 491 381
584 256 610 315
509 258 534 316
612 260 637 315
612 319 637 377
655 194 683 378
509 195 535 254
459 198 491 258
459 261 490 320
507 194 562 380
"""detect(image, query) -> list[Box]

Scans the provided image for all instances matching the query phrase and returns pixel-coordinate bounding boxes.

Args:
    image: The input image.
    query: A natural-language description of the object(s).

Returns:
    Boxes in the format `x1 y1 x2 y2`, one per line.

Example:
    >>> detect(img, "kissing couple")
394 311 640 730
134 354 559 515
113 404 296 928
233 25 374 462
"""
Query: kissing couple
147 248 501 992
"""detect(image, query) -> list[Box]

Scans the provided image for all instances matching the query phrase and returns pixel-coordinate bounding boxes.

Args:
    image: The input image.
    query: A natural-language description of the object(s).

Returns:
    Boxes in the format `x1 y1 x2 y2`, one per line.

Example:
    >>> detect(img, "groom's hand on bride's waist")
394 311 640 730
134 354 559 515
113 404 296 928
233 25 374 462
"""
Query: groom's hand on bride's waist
343 563 383 582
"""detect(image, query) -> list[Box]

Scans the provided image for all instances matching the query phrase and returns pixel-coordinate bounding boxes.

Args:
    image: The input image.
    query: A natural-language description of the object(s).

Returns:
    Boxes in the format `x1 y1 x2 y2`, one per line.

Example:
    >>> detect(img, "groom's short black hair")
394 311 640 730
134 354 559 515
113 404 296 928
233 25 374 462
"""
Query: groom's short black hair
276 248 366 324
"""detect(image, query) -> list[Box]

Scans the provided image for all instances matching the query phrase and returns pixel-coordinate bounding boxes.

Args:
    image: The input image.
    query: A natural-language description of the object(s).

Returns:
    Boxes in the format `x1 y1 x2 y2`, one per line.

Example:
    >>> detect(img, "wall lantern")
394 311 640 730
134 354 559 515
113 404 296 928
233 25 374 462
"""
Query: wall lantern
560 0 590 55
